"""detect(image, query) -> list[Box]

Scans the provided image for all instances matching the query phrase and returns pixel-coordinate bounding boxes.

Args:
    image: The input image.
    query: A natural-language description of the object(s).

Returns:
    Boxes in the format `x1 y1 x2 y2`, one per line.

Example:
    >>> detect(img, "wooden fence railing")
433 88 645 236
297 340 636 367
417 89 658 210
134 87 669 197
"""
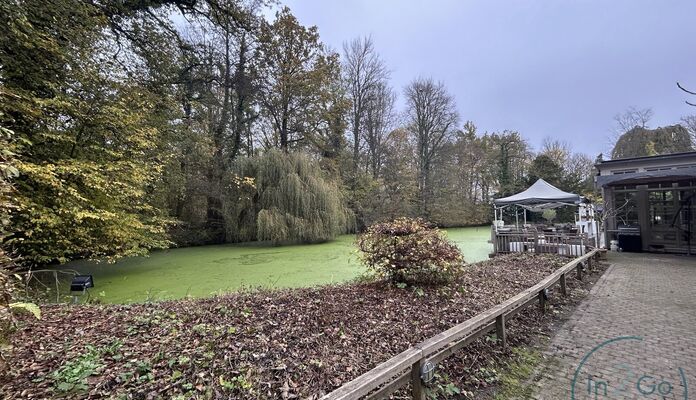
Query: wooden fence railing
491 226 589 257
321 249 600 400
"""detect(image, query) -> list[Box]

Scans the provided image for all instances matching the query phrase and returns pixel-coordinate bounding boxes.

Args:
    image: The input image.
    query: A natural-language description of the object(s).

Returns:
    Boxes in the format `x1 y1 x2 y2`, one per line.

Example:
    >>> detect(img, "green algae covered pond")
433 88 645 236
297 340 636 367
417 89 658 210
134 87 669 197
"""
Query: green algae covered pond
54 226 491 303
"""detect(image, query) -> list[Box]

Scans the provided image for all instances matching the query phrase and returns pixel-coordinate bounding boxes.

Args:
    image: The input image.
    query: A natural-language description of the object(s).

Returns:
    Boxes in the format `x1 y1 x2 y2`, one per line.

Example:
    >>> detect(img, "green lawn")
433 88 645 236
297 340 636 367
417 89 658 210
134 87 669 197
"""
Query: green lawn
59 226 491 303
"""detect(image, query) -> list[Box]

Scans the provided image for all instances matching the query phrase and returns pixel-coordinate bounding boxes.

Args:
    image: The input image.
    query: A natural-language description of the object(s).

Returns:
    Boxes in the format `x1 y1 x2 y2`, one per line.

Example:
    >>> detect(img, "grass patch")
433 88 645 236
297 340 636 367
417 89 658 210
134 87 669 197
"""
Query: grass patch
492 347 543 400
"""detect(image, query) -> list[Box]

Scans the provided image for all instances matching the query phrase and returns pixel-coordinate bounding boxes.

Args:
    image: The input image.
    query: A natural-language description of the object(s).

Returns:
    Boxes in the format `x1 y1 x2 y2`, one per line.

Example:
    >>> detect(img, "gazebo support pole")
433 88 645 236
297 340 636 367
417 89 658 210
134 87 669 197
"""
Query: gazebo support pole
515 207 519 229
524 209 527 225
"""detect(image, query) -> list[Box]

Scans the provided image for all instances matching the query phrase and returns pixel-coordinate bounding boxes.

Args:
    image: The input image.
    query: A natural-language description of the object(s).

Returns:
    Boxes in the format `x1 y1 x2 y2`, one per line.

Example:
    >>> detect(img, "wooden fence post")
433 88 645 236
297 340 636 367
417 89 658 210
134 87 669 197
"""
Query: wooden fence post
538 290 546 313
411 358 426 400
576 263 583 281
495 314 506 347
560 273 567 296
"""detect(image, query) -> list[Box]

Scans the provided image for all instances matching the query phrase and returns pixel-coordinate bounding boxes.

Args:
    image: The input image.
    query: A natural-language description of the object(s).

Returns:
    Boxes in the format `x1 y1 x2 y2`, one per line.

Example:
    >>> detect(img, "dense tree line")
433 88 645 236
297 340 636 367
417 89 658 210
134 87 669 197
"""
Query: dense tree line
1 0 599 268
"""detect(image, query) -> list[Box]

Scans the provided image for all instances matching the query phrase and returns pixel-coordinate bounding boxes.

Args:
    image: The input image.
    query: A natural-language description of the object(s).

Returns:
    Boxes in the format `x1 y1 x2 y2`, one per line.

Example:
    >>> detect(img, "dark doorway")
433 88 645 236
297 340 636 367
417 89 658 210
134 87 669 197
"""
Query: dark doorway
645 184 696 254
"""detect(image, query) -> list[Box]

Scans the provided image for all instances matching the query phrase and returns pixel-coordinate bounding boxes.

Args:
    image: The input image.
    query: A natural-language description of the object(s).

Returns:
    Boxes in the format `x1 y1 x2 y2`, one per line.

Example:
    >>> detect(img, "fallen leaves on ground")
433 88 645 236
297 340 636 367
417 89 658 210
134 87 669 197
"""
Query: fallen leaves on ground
2 254 582 399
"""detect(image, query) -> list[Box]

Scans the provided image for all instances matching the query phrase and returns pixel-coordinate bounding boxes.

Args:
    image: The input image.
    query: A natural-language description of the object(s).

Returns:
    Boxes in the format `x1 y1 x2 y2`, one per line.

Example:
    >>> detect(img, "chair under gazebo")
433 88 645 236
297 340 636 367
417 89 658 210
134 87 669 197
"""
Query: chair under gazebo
490 179 599 257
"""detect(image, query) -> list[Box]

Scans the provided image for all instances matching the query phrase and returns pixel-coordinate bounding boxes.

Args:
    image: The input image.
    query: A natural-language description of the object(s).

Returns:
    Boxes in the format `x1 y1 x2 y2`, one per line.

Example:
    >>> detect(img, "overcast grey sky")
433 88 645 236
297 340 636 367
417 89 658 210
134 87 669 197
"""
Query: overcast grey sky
275 0 696 157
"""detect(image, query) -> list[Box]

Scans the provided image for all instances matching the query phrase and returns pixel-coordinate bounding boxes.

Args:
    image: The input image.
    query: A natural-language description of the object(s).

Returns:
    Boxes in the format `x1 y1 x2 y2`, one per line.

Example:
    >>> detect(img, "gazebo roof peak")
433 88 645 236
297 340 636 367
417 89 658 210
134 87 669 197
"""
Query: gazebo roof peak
493 179 581 207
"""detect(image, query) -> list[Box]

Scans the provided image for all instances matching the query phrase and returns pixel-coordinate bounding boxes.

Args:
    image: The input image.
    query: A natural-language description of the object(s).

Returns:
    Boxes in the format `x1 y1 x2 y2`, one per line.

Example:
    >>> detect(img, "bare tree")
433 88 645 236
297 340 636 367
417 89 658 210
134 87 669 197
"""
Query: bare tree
363 81 397 177
539 137 594 192
404 77 459 215
597 195 634 235
342 36 388 169
681 115 696 149
564 153 595 193
541 137 571 167
613 106 653 133
609 106 653 153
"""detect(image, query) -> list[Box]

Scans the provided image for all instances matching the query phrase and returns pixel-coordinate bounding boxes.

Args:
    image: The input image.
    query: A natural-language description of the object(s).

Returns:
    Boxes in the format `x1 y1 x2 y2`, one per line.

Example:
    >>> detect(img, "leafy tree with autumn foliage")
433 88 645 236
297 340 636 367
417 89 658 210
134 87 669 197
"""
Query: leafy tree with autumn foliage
0 125 18 362
0 0 171 265
256 7 347 152
0 0 607 269
0 126 17 270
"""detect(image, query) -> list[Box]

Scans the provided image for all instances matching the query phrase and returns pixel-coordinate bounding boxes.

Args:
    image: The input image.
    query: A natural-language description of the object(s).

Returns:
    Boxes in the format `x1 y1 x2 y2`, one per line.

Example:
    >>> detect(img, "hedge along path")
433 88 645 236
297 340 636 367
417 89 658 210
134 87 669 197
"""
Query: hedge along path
322 249 601 400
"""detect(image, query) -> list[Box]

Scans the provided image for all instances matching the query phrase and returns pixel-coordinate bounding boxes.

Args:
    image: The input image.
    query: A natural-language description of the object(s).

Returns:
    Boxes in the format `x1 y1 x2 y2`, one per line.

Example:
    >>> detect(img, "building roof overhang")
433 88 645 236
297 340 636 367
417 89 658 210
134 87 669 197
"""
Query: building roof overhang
595 165 696 187
595 151 696 169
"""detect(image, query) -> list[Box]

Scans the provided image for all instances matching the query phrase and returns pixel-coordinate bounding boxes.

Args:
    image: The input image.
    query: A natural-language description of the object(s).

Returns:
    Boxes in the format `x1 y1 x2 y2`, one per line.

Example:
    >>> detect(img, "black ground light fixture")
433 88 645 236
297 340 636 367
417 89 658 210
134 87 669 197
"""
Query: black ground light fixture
70 275 94 303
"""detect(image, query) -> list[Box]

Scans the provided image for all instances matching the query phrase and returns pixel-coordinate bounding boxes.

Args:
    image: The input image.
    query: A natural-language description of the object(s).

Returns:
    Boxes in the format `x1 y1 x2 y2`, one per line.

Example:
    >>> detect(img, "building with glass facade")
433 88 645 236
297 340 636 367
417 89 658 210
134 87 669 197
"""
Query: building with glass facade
595 151 696 254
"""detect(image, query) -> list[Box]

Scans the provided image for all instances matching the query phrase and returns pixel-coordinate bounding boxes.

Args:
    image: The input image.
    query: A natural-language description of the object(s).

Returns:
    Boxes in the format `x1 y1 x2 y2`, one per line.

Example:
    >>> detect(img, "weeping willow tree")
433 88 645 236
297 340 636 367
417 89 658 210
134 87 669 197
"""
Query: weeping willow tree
225 150 353 244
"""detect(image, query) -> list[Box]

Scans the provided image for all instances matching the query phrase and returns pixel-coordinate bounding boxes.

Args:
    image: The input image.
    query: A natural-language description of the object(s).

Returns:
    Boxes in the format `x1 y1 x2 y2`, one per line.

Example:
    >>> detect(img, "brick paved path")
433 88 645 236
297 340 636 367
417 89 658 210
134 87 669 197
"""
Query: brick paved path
532 252 696 400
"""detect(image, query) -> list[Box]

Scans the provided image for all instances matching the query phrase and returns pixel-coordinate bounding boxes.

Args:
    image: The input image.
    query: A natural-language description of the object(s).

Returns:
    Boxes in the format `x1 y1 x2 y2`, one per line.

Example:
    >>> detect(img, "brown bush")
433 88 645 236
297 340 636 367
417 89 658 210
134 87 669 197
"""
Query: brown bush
357 217 464 285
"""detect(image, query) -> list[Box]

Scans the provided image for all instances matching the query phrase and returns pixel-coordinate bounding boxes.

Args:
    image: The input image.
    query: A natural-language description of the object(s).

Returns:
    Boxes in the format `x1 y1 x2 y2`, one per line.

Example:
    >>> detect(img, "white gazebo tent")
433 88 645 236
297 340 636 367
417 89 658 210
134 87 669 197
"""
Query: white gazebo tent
492 179 599 250
493 178 582 226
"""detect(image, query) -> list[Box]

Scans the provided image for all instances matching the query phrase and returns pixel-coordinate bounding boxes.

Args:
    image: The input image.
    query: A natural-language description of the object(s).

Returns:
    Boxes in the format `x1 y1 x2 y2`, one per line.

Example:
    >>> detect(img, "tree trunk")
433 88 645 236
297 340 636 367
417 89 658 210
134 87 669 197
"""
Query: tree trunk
280 113 288 151
353 119 360 167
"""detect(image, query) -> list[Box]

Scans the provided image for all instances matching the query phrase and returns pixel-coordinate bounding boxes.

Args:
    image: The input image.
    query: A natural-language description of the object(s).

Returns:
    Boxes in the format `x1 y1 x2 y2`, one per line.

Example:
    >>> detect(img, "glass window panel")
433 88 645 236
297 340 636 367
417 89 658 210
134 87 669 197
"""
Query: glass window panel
614 191 638 225
649 190 675 226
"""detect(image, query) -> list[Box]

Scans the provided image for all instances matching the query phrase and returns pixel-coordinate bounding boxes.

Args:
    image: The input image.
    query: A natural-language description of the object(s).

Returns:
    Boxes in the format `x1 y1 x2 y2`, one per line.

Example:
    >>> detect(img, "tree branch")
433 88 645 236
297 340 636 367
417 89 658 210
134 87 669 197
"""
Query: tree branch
677 81 696 96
